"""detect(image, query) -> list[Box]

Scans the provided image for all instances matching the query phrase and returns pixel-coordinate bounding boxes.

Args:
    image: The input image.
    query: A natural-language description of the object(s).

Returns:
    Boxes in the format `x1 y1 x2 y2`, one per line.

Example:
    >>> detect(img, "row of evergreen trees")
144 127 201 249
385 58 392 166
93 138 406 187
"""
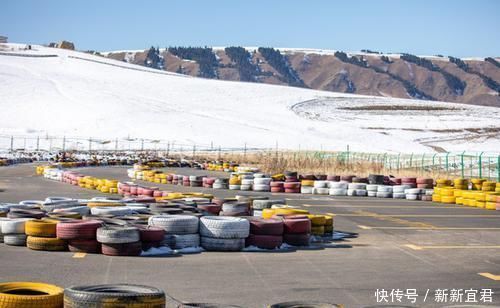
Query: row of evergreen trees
168 47 218 78
144 47 164 70
449 56 499 93
334 51 434 100
400 53 466 95
257 47 305 87
224 47 260 82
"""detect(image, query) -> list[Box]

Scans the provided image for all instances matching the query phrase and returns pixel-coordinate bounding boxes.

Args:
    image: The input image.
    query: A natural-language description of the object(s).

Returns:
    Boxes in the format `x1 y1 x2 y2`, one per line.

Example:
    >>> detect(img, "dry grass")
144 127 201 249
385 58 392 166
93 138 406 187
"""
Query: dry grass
192 150 455 179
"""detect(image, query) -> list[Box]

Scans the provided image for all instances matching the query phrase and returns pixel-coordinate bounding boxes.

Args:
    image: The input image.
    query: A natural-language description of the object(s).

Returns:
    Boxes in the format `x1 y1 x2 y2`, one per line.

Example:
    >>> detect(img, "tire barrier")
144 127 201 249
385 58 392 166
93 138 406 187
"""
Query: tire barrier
200 217 249 251
0 282 64 308
64 284 165 307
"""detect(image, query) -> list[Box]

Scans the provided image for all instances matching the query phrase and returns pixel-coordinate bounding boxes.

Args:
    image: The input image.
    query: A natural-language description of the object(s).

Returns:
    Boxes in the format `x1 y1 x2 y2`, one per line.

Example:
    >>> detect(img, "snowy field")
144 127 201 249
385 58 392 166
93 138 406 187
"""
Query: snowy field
0 43 499 153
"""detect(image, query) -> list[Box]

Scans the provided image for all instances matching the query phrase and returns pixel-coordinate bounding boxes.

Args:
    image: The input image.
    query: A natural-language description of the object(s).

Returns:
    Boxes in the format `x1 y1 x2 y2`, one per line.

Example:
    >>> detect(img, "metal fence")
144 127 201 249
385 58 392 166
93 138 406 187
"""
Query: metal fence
1 134 498 180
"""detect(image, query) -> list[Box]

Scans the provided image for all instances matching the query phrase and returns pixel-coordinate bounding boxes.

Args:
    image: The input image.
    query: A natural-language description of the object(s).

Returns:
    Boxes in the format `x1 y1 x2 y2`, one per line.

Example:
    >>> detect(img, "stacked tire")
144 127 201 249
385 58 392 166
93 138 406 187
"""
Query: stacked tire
57 220 103 253
25 219 67 251
1 218 31 246
417 178 434 189
213 178 228 189
366 184 379 197
253 176 272 192
270 181 284 193
392 185 409 199
220 201 250 216
308 215 326 236
300 179 314 194
347 183 367 196
252 199 286 217
149 215 200 250
402 177 417 188
200 217 249 251
246 217 283 249
377 185 393 198
97 226 141 256
282 216 311 247
229 176 241 190
329 182 348 196
312 181 329 195
405 188 424 200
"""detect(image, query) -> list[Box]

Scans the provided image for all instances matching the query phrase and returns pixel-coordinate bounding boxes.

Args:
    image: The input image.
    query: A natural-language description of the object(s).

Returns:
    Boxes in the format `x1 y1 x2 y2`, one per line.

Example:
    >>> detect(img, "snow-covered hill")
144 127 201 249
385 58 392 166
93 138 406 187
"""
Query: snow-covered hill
0 43 499 153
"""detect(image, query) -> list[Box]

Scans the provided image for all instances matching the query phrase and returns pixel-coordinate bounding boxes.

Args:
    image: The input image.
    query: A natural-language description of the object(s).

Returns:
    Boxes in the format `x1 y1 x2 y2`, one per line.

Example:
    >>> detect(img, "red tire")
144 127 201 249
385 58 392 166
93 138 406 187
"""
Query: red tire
283 182 300 189
68 239 101 253
197 204 222 215
284 188 300 193
246 234 283 249
248 218 283 235
101 242 142 256
417 183 432 189
401 177 417 183
283 233 310 246
134 225 165 242
56 220 103 240
270 182 284 187
283 218 311 234
153 191 163 198
416 177 433 184
271 187 284 193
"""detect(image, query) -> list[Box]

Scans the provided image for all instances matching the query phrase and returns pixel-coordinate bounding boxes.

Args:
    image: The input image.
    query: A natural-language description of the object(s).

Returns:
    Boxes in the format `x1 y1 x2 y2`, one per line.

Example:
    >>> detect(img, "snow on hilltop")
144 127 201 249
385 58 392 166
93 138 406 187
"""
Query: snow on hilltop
0 43 499 153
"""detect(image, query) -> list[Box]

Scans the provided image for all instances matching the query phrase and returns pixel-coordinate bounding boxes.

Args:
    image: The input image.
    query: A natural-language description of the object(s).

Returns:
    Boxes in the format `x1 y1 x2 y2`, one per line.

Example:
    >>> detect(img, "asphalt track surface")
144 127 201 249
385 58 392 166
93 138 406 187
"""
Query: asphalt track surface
0 164 499 307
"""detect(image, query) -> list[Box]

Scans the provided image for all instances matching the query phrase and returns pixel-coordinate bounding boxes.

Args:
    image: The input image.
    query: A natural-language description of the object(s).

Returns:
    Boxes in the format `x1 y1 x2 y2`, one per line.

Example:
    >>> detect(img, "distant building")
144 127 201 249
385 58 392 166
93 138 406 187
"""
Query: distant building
0 36 7 43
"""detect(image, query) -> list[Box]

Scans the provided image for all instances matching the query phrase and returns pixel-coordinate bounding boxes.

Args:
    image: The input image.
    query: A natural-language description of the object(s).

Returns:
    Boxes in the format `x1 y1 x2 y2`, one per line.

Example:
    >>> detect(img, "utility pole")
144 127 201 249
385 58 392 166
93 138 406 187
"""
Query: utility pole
243 142 247 162
218 146 221 161
166 142 170 157
115 138 118 152
62 136 66 151
36 136 40 151
192 145 196 160
88 138 92 152
10 136 13 152
141 139 144 152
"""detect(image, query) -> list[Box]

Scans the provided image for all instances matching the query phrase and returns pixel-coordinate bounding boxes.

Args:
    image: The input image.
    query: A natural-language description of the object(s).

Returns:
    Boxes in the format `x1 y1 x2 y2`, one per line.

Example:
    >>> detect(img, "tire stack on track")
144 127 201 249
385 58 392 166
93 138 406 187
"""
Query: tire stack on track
229 176 241 190
253 175 272 192
246 217 283 249
196 203 222 216
405 188 425 200
329 181 348 196
368 174 385 185
220 201 250 217
284 172 300 194
25 219 67 251
1 218 30 246
308 215 326 236
182 175 190 187
366 184 379 197
97 226 142 256
300 179 314 194
282 215 311 247
341 175 355 183
312 181 329 195
213 178 229 189
377 185 393 198
347 183 367 197
57 220 103 253
270 181 284 193
392 185 409 199
202 177 215 188
324 215 334 235
149 215 200 250
134 225 166 251
200 216 249 251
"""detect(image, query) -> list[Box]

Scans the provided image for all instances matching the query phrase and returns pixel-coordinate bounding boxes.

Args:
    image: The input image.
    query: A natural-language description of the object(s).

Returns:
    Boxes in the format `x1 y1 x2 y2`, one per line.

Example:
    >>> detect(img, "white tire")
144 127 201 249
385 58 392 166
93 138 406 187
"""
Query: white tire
91 206 133 216
240 184 252 191
405 188 422 194
3 234 27 246
96 226 140 244
366 185 379 192
329 182 348 189
377 186 393 193
367 191 377 197
53 206 90 216
313 188 329 195
164 233 200 249
1 218 32 234
393 192 406 199
253 184 270 192
241 179 254 185
392 185 410 193
149 215 199 234
425 189 434 196
406 194 419 200
301 186 313 194
348 183 366 190
376 191 392 198
201 236 245 251
199 216 249 239
254 178 272 185
253 199 285 210
229 185 241 190
253 210 263 217
313 181 328 188
329 188 347 196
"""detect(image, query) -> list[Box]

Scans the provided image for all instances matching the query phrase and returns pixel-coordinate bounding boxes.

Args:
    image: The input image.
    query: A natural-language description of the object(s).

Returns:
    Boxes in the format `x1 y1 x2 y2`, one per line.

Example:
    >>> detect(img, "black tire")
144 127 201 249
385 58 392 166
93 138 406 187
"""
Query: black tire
178 303 243 308
64 284 165 307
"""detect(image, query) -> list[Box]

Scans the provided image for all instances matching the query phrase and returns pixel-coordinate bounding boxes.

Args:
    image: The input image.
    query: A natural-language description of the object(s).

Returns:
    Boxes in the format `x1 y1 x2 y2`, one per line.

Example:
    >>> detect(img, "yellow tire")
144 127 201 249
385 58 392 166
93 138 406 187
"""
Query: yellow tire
100 186 110 193
475 201 486 208
441 196 456 204
274 208 308 216
485 202 497 210
486 194 499 202
25 220 57 237
311 225 325 235
474 193 486 202
0 282 63 308
27 236 67 251
436 179 451 185
455 197 463 205
432 194 441 202
324 215 334 227
471 178 485 184
307 214 326 226
86 202 122 208
301 180 314 186
440 188 455 197
262 209 277 219
324 225 334 233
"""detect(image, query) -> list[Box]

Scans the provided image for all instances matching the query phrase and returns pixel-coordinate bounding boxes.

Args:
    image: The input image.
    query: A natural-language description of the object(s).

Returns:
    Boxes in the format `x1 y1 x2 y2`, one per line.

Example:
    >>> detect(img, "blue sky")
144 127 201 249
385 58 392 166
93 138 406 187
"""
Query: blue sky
1 0 499 57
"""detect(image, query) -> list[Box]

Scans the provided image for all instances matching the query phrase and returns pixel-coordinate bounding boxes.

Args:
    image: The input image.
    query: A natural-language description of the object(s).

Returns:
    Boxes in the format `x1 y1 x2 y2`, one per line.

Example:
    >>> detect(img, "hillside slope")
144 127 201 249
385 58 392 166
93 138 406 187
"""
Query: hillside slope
105 47 500 107
1 43 499 153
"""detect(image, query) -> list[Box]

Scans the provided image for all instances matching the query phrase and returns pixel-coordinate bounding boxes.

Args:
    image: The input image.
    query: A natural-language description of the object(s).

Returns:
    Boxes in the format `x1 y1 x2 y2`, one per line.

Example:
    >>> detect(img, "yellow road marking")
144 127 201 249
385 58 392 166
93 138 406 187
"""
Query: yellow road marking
405 244 500 250
358 225 500 230
354 210 437 228
72 253 87 258
478 273 500 281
